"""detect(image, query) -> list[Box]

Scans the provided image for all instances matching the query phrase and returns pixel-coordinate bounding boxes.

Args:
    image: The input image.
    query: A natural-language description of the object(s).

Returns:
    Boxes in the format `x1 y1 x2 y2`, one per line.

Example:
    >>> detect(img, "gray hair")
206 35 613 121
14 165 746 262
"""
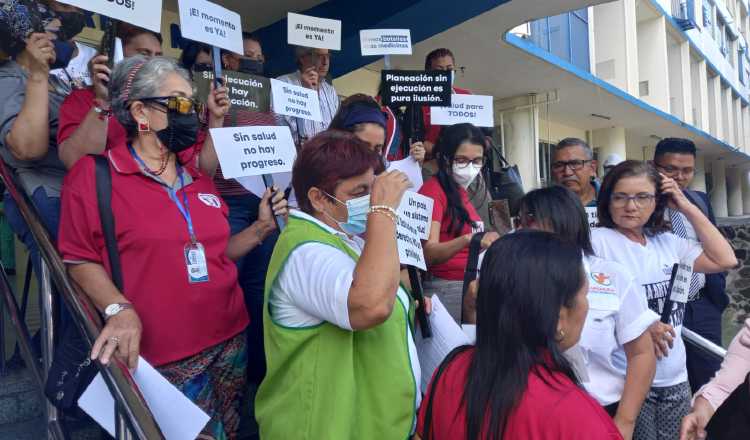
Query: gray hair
294 45 315 61
109 56 191 138
554 137 594 160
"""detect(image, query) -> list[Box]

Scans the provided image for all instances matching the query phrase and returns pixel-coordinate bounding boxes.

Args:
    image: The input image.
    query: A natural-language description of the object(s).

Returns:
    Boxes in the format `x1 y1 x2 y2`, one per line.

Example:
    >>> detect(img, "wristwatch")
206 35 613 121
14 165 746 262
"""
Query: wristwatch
104 303 133 321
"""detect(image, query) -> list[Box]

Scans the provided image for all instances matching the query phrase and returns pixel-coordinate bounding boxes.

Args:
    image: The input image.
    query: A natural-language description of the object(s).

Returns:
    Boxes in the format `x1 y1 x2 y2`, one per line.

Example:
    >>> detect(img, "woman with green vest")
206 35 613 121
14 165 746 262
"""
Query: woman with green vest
255 130 421 439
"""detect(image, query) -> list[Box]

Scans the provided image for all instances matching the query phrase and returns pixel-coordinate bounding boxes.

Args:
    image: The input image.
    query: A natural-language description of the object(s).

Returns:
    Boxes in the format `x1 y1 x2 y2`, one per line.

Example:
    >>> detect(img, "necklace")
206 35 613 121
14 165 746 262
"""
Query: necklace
140 144 169 176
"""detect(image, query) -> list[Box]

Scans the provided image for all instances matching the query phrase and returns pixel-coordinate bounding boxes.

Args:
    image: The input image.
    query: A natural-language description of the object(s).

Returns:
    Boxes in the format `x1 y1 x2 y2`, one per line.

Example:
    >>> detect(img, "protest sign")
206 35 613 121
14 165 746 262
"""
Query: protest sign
360 29 412 56
178 0 243 54
194 70 271 113
271 79 322 121
381 70 452 107
431 94 494 127
387 156 423 190
585 207 598 228
59 0 162 33
287 12 341 50
395 191 434 270
670 262 693 304
209 126 296 179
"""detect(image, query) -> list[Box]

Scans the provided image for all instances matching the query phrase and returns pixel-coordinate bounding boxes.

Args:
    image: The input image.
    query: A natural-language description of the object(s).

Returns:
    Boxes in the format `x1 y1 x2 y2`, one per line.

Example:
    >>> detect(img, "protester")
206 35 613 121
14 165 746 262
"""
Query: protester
592 160 737 440
215 32 282 386
516 186 657 440
328 93 425 168
603 153 624 176
57 56 284 439
419 123 499 322
179 40 212 75
0 0 79 287
552 137 599 207
221 32 265 75
653 137 728 394
417 231 622 439
255 130 420 439
421 48 471 163
277 46 339 145
680 318 750 440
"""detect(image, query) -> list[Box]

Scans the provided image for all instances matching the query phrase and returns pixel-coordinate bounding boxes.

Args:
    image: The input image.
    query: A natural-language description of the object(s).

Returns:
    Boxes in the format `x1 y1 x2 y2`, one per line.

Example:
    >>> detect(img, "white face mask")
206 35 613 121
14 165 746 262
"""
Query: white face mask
452 163 482 188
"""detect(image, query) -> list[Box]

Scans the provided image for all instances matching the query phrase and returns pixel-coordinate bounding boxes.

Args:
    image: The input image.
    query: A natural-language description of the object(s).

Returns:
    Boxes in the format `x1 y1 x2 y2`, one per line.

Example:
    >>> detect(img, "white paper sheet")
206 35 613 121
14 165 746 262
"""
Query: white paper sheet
415 296 471 393
78 357 210 439
387 156 423 191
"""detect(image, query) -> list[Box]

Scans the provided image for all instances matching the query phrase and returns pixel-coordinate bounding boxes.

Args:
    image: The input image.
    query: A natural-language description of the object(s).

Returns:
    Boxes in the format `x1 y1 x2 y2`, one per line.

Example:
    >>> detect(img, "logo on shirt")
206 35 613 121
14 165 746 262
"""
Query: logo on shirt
198 193 222 208
590 272 612 286
662 264 674 276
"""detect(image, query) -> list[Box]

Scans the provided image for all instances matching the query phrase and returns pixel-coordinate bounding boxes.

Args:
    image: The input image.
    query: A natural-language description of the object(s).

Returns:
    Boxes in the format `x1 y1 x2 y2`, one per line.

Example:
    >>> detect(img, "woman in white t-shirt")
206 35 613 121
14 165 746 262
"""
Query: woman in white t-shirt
517 186 658 440
591 160 736 440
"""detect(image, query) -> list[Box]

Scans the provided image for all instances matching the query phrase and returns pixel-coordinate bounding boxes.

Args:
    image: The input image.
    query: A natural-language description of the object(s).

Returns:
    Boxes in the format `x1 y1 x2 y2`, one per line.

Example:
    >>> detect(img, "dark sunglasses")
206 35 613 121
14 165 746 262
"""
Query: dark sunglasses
139 96 204 116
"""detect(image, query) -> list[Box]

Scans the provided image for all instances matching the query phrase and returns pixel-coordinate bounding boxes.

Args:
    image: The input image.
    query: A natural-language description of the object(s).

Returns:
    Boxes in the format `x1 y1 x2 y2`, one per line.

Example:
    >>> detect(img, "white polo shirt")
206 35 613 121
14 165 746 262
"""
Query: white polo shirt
269 210 422 409
579 255 659 405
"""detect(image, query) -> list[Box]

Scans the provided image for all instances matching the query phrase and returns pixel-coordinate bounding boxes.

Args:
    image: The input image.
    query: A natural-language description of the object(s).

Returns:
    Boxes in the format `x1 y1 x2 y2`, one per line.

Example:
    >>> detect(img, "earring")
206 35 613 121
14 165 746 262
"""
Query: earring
556 328 566 342
138 120 150 133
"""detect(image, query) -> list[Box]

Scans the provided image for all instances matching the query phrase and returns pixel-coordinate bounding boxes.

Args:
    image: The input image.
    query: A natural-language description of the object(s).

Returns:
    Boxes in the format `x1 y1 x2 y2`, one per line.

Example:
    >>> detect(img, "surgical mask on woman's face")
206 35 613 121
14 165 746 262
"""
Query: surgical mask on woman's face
50 39 75 69
452 163 482 188
324 192 370 236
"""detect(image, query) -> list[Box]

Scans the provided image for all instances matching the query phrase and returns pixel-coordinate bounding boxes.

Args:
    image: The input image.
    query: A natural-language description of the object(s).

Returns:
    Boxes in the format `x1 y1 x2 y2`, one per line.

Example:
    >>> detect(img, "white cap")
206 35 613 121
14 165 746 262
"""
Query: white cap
603 153 624 168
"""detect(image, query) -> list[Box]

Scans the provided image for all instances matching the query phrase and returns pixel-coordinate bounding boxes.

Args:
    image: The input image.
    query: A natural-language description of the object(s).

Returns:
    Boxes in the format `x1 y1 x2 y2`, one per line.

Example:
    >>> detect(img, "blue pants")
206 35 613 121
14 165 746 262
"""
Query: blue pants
684 296 724 393
223 194 278 384
3 187 70 334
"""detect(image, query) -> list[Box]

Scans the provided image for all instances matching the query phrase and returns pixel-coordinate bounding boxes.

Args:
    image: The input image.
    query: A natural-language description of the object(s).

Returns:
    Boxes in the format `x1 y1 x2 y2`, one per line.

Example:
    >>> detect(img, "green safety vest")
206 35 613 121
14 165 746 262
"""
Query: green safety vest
255 214 418 440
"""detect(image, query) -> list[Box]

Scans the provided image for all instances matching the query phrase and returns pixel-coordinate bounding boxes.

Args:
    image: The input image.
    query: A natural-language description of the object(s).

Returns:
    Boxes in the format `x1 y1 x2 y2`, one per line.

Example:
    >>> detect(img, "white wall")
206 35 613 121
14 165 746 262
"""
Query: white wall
637 17 671 111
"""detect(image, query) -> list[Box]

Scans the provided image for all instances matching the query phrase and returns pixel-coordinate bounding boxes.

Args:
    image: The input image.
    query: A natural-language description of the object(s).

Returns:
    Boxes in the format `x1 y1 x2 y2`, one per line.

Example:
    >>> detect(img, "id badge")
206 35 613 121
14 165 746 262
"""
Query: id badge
184 242 209 283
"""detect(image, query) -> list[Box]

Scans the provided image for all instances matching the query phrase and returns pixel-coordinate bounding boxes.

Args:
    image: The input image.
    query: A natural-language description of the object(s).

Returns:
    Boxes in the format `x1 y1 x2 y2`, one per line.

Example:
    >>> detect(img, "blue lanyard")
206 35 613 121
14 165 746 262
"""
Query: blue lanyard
128 145 197 243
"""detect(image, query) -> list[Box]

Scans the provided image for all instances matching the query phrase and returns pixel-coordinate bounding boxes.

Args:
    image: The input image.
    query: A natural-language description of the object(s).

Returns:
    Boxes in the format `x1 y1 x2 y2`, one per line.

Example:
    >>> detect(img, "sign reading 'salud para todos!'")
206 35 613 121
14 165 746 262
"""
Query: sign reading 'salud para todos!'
380 70 452 107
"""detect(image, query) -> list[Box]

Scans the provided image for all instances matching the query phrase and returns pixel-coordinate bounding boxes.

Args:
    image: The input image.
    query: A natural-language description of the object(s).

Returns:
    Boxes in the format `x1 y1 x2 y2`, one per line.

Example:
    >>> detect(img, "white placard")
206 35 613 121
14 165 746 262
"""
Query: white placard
287 12 342 50
78 357 210 439
430 94 495 127
387 156 423 191
585 206 598 228
59 0 163 33
177 0 243 54
209 126 297 178
670 261 693 303
360 29 412 56
395 192 434 270
271 78 322 122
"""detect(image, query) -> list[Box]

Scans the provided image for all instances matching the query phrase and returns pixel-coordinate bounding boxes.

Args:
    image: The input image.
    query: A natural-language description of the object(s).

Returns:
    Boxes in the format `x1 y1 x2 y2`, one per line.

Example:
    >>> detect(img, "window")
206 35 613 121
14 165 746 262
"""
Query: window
703 2 712 28
527 9 590 71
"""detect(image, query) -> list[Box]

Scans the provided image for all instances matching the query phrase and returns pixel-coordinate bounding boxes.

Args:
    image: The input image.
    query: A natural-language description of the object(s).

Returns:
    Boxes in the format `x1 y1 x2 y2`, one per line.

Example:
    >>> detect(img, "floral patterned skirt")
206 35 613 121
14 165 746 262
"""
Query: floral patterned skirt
158 333 247 440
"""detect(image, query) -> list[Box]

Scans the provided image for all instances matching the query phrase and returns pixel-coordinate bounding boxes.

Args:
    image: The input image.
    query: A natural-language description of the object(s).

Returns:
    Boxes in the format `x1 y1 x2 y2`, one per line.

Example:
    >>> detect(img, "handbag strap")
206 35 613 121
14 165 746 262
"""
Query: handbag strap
93 155 124 291
461 232 486 323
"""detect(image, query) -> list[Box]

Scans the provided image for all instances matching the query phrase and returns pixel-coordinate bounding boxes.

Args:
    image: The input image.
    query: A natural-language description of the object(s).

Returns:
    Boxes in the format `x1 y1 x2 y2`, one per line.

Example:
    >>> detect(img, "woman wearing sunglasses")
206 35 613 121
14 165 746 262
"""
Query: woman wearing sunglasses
591 160 736 440
57 56 283 439
418 123 499 323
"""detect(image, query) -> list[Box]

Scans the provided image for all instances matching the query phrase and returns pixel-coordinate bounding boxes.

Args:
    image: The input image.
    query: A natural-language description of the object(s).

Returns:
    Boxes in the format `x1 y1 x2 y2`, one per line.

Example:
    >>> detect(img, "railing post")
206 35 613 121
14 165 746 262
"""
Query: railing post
39 260 66 440
116 404 135 440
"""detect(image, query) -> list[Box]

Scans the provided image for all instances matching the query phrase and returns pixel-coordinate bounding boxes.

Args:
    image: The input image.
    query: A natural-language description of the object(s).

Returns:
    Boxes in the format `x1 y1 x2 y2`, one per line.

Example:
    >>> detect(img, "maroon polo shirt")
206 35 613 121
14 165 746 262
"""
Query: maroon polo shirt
58 141 248 366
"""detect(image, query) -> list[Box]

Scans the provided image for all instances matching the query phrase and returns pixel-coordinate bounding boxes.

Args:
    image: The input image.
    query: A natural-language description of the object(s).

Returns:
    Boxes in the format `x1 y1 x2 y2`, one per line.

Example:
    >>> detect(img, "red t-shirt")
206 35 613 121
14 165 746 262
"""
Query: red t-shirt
58 142 248 366
422 86 471 145
57 88 205 167
418 176 483 280
417 349 623 440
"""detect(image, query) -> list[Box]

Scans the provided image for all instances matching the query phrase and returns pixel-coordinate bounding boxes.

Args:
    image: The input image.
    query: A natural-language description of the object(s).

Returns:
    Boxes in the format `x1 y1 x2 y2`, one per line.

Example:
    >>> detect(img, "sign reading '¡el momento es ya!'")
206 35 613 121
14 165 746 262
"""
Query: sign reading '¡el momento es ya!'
58 0 163 33
287 12 342 50
177 0 243 54
209 126 297 179
381 71 452 107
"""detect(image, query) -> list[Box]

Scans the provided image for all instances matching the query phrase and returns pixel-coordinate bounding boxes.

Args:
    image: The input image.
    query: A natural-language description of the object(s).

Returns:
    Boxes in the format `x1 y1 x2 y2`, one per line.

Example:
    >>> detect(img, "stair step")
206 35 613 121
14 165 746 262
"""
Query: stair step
0 365 42 425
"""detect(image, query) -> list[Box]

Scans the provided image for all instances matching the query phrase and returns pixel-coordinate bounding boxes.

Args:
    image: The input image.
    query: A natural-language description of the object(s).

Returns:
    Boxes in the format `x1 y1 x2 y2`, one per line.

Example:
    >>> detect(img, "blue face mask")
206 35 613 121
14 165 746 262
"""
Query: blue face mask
326 193 370 236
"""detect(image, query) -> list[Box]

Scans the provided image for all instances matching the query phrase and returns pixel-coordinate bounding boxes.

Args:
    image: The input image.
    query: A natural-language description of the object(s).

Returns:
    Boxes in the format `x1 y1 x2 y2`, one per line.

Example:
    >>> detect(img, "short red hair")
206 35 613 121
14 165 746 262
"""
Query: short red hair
293 130 380 213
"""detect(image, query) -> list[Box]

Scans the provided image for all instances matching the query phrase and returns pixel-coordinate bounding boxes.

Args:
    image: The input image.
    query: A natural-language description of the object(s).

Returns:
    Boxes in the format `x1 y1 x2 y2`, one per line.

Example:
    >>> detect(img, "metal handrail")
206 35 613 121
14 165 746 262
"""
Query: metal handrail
0 160 164 439
683 326 728 362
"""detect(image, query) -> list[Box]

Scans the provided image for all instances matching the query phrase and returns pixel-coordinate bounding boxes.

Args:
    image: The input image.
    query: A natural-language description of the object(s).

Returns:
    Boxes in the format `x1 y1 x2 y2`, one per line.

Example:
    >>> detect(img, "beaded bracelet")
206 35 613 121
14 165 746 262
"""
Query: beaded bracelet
369 207 397 225
370 205 398 218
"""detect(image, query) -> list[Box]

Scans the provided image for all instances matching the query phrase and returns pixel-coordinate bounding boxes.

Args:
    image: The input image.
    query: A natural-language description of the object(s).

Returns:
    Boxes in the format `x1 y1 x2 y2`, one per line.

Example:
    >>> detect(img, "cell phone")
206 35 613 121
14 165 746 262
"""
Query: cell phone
99 19 119 69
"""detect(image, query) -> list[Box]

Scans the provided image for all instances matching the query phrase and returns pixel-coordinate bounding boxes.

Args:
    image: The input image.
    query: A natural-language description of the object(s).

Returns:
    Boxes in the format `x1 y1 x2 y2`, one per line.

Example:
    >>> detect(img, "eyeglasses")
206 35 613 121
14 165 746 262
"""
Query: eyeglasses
655 164 694 177
453 156 485 168
552 159 592 172
611 193 656 208
139 96 204 116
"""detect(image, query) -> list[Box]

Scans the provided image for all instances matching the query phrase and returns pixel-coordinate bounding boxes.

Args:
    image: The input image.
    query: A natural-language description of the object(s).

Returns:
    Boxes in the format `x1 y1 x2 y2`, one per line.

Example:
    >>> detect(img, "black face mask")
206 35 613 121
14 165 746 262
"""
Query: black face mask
193 63 213 72
156 111 200 154
51 40 75 70
238 58 264 76
56 11 87 41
